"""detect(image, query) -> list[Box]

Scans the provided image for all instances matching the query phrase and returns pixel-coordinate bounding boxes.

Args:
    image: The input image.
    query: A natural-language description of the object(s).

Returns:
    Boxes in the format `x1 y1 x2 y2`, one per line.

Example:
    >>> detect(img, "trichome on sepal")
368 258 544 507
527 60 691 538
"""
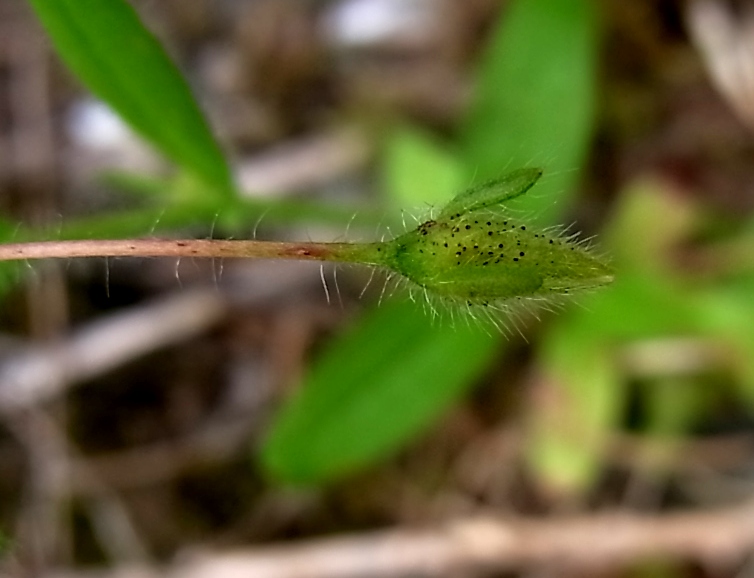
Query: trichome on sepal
366 168 614 306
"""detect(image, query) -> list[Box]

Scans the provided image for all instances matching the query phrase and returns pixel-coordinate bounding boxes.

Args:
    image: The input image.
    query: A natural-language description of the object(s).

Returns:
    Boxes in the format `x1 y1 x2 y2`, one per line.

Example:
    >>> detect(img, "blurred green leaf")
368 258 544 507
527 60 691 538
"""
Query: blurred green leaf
529 321 622 493
695 284 754 409
461 0 599 223
262 300 499 484
383 125 462 207
28 0 232 194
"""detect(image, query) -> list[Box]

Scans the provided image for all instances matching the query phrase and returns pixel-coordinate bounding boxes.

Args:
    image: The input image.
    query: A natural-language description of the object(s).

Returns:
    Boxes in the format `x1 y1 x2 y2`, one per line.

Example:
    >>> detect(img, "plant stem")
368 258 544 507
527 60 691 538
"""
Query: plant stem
0 238 388 266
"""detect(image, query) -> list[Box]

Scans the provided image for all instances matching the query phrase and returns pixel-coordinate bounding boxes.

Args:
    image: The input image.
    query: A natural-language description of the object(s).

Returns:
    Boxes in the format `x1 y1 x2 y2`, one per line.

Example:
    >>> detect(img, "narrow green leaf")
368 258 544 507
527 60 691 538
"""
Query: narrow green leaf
262 300 499 484
528 323 622 494
27 0 232 193
461 0 599 223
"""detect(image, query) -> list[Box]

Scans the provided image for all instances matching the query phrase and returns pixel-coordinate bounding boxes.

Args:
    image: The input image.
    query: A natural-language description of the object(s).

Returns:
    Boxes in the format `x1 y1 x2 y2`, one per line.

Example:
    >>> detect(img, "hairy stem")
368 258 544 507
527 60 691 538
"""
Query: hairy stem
0 238 387 266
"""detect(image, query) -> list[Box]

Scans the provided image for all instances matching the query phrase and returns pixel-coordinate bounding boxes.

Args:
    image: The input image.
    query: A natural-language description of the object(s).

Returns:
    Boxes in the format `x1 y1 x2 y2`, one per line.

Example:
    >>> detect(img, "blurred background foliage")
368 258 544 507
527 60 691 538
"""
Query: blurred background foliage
4 0 754 575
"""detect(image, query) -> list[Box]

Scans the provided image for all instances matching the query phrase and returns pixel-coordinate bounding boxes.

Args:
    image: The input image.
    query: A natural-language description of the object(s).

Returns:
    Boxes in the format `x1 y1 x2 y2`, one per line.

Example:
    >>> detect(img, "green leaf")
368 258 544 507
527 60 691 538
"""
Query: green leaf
383 125 462 207
262 299 499 484
28 0 232 194
528 322 622 494
461 0 599 223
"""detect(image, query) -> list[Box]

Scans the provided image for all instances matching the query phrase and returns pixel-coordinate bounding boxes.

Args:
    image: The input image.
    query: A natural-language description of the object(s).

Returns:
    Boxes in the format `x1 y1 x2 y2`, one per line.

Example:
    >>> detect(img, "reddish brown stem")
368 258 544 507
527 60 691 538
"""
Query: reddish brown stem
0 238 382 265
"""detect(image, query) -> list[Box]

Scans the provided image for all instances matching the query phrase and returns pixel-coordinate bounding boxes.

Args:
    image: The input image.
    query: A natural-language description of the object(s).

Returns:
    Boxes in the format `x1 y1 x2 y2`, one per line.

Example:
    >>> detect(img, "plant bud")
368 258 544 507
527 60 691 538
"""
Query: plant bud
378 169 614 305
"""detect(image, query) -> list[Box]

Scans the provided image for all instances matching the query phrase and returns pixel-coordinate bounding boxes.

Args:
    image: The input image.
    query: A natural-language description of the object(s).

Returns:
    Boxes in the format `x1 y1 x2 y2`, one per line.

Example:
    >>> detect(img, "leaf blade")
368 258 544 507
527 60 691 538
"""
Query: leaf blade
461 0 599 223
262 300 500 484
28 0 232 193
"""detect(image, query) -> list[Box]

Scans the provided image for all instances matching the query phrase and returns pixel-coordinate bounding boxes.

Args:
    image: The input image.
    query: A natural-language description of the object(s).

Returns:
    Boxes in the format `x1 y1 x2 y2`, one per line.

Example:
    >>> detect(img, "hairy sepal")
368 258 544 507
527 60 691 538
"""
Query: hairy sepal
380 169 613 308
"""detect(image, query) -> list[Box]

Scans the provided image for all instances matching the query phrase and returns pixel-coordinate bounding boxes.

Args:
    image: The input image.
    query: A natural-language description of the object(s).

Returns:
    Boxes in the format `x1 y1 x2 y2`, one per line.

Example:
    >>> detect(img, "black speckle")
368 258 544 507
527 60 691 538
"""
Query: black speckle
444 243 448 248
521 226 526 231
457 261 461 265
456 251 462 256
475 220 479 224
377 247 381 251
483 261 489 266
419 249 423 253
498 243 504 248
513 257 519 262
495 259 500 263
465 225 471 230
474 244 479 249
549 239 554 244
487 221 492 226
488 251 494 256
456 213 460 218
487 231 493 236
463 246 467 251
449 216 454 220
520 251 525 257
421 230 427 236
504 221 508 225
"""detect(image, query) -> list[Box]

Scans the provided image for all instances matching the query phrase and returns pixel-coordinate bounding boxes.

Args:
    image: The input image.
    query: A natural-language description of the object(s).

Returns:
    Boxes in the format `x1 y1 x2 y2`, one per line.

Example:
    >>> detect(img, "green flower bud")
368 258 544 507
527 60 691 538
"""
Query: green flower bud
377 168 614 305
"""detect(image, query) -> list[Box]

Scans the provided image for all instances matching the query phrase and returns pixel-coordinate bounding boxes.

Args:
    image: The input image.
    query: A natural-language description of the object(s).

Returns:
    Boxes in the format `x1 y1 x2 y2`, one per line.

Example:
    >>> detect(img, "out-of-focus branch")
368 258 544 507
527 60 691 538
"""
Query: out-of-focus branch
688 0 754 131
48 499 754 578
0 259 326 412
0 288 229 412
